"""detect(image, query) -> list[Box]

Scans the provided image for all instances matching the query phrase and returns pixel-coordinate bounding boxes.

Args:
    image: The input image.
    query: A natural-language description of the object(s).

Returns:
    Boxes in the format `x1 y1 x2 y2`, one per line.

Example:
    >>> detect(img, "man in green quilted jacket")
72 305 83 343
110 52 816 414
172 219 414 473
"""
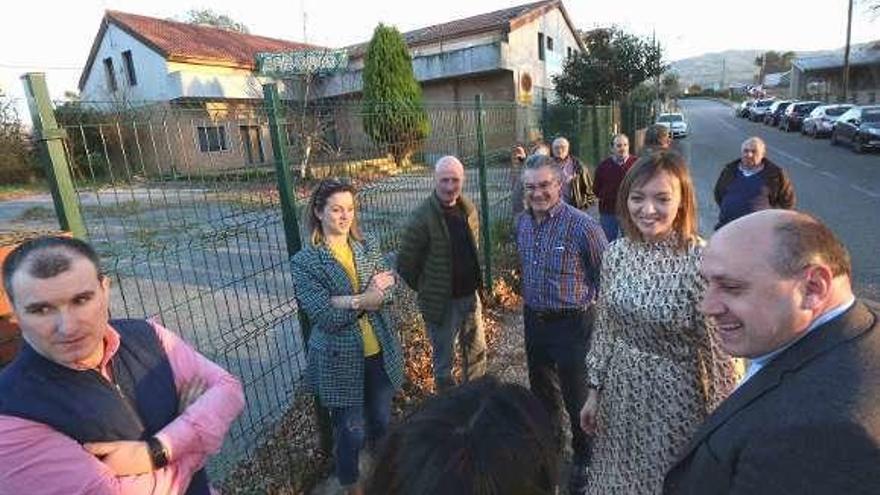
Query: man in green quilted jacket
396 156 487 391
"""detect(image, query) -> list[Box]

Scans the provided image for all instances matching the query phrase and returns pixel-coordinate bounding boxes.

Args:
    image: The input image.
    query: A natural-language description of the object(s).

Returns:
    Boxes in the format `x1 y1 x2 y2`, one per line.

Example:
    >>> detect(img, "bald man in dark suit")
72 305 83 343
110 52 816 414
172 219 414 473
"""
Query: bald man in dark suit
664 210 880 495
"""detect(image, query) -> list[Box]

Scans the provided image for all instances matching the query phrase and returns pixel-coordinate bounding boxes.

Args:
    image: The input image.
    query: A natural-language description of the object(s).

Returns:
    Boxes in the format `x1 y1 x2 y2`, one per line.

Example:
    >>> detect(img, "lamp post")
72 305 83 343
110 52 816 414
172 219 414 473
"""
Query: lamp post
842 0 853 101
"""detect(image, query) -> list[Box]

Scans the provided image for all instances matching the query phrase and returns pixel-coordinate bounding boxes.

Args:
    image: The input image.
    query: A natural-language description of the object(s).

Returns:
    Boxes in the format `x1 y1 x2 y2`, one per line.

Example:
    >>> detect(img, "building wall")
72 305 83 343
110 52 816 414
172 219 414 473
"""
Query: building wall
421 72 517 159
81 24 295 105
317 5 581 104
345 31 503 72
317 42 506 99
81 24 169 102
166 62 282 100
420 71 515 102
79 101 281 175
506 6 582 104
794 64 880 104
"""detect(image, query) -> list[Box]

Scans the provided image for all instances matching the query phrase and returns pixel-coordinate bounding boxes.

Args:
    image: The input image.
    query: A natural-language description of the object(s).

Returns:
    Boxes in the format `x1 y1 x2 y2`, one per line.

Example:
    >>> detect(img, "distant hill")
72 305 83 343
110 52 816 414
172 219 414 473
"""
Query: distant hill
670 49 764 89
669 42 877 89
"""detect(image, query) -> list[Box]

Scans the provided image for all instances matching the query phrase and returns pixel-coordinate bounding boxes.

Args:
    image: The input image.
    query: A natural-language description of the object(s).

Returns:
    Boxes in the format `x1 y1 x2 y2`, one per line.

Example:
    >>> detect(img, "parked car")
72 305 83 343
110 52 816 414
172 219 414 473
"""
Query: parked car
780 101 822 132
656 112 689 138
831 105 880 153
737 100 755 118
748 98 775 121
802 104 854 138
764 100 793 127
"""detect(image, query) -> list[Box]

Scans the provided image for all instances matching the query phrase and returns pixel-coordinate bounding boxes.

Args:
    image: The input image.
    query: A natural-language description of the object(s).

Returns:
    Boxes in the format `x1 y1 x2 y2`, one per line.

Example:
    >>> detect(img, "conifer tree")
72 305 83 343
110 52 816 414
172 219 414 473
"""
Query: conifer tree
362 24 430 167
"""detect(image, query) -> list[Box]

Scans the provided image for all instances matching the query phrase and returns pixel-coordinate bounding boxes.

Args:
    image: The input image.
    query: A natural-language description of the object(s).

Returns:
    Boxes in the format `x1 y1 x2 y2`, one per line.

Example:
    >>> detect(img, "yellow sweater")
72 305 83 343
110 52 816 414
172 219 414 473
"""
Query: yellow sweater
328 241 381 357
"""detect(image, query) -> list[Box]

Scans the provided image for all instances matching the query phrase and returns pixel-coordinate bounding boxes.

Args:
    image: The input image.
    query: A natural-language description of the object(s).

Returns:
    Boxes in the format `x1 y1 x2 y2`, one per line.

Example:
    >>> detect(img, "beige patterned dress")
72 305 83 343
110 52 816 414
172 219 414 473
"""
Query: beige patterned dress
585 236 740 494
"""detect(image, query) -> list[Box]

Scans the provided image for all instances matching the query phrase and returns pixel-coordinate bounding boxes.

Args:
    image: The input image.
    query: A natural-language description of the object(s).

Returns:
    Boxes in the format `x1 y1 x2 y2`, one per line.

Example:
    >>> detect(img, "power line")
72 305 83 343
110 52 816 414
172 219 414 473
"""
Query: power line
0 63 82 71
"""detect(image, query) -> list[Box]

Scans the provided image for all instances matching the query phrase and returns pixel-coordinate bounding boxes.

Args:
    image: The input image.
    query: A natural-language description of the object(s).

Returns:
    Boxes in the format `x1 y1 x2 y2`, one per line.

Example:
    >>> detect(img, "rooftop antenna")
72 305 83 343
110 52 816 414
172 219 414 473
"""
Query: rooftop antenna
301 0 308 43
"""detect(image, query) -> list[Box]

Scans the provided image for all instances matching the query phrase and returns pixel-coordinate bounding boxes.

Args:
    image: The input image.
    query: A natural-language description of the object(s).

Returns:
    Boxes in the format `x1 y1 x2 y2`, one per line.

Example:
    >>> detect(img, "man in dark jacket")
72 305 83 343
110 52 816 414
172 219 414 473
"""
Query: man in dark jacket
713 137 795 229
664 210 880 495
552 137 598 212
397 156 487 391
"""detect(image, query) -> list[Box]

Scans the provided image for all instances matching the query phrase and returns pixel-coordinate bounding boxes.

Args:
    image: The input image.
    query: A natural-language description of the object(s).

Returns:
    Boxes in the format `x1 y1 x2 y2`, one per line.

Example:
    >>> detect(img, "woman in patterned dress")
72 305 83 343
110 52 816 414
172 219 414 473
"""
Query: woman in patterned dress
579 151 740 494
291 179 404 495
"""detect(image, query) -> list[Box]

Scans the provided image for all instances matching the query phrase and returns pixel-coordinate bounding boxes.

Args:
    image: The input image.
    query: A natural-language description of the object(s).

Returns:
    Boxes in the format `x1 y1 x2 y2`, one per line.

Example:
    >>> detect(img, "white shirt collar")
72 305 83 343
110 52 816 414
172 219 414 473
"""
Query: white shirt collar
738 161 765 177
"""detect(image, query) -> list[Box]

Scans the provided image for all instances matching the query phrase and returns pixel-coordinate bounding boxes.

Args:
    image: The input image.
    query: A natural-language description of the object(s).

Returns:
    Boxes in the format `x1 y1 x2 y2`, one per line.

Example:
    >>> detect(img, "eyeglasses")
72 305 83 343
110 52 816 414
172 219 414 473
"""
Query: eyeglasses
523 180 559 193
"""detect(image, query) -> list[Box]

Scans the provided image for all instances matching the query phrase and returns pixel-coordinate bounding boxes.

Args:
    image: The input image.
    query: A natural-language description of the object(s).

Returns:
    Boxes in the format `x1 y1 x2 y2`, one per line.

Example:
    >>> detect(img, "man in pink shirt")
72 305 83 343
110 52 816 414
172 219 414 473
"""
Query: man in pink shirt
0 236 245 495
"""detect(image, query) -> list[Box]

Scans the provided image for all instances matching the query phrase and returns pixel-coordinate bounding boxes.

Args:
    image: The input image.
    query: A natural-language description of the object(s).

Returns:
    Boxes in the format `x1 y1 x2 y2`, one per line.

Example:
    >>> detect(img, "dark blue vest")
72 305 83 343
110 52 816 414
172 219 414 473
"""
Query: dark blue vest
0 319 210 495
718 169 773 228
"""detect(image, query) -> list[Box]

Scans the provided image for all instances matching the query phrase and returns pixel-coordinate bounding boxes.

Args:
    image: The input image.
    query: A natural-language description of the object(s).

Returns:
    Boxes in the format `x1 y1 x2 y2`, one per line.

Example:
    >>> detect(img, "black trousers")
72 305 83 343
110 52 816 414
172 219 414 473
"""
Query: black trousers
523 305 594 461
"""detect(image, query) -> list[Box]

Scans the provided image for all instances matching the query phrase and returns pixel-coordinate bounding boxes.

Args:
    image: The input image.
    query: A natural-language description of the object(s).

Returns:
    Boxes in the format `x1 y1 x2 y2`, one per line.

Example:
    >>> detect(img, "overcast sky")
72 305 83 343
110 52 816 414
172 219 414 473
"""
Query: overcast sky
1 0 877 115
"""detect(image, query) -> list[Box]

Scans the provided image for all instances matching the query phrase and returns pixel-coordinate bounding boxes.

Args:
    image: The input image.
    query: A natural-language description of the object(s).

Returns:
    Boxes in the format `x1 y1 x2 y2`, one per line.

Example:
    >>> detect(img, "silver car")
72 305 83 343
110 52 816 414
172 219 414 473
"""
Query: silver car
656 113 689 138
748 98 776 121
802 104 854 138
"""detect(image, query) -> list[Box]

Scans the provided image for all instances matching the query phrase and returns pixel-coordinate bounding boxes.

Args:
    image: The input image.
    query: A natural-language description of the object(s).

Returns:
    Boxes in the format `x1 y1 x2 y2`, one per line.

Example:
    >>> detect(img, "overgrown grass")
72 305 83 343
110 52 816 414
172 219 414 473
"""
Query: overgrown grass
0 183 48 202
14 206 56 222
83 200 146 218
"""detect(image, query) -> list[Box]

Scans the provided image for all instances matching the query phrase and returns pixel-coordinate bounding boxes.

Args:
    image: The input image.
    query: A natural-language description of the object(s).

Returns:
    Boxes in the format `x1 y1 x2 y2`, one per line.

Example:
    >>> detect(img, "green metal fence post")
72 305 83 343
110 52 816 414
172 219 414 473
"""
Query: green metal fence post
263 83 332 452
540 97 549 142
590 105 601 166
21 73 85 238
474 95 494 296
264 83 303 256
575 106 583 162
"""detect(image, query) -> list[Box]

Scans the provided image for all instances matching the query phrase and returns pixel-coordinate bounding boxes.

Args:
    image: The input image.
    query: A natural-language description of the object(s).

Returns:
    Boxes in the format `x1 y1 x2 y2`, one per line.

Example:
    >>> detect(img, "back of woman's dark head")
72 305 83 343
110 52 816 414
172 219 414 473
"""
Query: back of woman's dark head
367 376 558 495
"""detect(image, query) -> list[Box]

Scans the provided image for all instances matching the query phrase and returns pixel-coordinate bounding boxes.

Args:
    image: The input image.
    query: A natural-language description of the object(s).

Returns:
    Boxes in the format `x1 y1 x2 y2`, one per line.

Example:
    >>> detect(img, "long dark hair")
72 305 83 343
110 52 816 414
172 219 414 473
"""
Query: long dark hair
304 178 363 245
366 376 559 495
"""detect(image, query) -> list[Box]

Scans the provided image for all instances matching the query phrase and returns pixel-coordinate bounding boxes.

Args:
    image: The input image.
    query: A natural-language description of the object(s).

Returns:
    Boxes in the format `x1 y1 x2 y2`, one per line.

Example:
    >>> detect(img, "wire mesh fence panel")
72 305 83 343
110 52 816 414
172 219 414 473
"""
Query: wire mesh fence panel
47 95 620 491
278 100 522 268
56 100 306 480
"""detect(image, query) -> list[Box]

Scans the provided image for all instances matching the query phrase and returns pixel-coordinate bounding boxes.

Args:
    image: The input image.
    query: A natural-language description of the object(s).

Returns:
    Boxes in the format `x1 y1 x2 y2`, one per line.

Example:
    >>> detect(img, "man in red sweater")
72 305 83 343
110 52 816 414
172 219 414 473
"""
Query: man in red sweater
593 133 639 241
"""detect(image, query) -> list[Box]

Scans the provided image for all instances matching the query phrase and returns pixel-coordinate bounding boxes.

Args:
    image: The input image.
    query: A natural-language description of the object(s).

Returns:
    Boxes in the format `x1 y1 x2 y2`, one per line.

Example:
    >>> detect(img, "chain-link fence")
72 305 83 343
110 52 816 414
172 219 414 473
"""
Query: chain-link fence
23 74 645 491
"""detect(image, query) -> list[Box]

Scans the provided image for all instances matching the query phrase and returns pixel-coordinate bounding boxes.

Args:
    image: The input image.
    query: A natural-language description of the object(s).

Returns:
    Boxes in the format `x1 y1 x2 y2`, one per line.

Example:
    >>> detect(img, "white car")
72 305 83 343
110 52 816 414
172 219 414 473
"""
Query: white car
656 113 689 138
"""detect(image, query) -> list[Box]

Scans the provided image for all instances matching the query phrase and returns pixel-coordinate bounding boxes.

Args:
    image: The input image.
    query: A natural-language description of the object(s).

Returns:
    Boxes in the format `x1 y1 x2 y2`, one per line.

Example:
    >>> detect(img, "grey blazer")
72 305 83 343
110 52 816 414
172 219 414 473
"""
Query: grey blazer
290 236 404 408
664 300 880 495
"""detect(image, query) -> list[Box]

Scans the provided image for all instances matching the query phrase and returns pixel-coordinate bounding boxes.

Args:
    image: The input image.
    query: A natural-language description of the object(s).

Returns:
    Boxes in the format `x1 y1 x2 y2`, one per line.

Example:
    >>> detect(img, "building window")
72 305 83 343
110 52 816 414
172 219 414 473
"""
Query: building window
197 125 228 153
103 57 117 92
122 50 137 86
538 33 545 61
547 36 554 51
285 124 297 147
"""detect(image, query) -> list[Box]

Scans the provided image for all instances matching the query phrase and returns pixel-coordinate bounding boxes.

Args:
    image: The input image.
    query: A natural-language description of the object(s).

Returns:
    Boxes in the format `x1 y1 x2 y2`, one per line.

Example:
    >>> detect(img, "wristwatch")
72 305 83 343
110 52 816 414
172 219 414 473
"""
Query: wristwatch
146 436 169 469
351 295 361 310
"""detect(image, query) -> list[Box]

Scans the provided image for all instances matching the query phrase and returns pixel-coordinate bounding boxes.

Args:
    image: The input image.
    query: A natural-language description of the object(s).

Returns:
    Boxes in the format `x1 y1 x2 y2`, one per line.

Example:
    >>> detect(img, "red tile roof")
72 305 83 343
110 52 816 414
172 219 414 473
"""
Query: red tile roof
347 0 581 57
79 10 320 89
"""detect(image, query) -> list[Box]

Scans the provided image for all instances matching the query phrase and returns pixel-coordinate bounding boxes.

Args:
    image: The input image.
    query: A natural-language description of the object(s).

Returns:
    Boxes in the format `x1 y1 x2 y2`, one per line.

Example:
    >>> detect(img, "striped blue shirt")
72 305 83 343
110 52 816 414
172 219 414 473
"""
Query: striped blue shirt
516 201 608 310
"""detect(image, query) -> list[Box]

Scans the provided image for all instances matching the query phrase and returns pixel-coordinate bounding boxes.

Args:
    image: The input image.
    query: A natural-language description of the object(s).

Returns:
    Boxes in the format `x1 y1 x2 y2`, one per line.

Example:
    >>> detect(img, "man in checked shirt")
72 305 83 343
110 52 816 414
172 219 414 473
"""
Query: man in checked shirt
515 154 608 495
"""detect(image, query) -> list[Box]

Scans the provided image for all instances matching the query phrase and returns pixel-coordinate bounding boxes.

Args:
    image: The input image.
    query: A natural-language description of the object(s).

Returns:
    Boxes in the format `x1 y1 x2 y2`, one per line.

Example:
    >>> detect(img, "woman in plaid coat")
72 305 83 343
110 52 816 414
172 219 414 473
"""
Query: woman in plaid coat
291 179 404 495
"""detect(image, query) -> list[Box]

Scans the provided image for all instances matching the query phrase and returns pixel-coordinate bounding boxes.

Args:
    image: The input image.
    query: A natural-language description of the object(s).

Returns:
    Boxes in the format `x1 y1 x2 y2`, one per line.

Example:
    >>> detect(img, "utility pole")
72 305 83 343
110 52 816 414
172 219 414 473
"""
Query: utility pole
761 52 766 84
842 0 853 102
301 0 308 43
653 29 661 114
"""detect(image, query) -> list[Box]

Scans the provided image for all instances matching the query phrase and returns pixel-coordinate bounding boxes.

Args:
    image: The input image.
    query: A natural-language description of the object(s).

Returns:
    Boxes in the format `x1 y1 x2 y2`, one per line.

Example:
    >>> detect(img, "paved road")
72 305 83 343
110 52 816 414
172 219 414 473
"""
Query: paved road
675 98 880 300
